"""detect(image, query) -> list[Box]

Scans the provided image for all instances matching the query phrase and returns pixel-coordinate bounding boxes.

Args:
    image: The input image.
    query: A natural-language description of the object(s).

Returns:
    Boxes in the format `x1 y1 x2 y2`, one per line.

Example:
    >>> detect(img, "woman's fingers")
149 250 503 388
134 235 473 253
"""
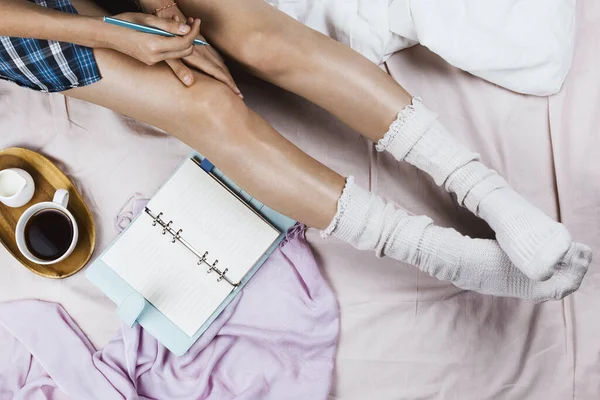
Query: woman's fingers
166 58 194 86
162 46 195 60
153 18 201 53
206 45 225 63
161 14 196 59
120 12 191 35
202 49 240 95
183 52 242 96
213 68 241 97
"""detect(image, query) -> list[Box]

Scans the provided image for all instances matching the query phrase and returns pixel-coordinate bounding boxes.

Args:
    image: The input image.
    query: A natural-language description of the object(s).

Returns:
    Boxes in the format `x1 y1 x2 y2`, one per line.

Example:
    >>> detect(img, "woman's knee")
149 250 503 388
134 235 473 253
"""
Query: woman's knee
180 75 254 140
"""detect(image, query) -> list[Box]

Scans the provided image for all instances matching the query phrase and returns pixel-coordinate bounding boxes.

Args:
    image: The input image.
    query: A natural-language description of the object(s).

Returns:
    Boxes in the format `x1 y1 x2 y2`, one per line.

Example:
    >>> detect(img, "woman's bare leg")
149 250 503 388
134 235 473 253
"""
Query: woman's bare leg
67 1 345 231
176 0 411 139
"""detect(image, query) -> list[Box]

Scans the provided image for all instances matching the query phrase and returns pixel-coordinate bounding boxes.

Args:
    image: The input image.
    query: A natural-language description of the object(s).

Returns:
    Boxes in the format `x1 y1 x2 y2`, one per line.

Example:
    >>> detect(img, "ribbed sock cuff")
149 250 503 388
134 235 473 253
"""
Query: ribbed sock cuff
320 176 370 240
375 97 438 159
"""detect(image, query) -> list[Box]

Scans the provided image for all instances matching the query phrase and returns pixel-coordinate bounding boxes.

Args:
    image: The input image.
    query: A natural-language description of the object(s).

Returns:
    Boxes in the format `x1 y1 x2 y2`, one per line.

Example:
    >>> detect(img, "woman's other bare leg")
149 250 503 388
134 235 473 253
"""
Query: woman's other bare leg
176 0 412 139
172 0 591 281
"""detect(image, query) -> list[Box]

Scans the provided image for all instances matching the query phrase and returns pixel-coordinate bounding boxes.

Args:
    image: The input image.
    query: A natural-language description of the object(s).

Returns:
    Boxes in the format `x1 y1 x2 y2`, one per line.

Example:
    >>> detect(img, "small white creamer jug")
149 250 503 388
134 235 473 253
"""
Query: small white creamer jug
0 168 35 208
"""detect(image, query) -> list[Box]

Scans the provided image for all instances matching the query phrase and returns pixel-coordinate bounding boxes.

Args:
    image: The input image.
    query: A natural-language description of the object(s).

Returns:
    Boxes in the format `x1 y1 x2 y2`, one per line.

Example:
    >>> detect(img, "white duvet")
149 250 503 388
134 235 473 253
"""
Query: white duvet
266 0 576 96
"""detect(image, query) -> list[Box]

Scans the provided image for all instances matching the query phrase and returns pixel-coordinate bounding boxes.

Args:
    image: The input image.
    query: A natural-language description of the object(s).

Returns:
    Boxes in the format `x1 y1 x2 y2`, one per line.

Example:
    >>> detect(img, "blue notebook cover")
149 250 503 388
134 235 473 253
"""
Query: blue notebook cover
86 151 296 356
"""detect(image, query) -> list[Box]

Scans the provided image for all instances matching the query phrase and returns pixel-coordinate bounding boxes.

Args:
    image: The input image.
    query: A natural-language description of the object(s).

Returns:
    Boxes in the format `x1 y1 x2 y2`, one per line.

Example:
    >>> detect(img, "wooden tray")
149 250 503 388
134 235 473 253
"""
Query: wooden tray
0 147 95 279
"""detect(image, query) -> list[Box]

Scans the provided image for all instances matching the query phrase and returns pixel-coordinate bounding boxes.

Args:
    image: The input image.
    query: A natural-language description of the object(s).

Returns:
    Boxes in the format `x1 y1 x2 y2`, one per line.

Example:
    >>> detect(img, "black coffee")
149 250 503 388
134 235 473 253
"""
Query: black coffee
24 209 74 261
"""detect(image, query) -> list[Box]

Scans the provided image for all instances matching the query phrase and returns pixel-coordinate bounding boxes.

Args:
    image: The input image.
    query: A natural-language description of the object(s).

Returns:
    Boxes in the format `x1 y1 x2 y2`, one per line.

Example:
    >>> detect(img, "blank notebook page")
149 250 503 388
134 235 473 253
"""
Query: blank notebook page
103 159 280 336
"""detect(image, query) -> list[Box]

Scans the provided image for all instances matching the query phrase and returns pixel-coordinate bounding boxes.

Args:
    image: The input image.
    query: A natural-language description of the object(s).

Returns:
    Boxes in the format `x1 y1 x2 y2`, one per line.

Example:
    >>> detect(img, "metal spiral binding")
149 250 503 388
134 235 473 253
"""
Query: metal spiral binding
145 207 238 287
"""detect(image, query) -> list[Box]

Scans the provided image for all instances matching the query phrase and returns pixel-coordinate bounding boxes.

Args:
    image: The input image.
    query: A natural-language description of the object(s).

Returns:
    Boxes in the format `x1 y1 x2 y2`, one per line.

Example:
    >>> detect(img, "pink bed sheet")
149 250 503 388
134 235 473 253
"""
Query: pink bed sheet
0 0 598 398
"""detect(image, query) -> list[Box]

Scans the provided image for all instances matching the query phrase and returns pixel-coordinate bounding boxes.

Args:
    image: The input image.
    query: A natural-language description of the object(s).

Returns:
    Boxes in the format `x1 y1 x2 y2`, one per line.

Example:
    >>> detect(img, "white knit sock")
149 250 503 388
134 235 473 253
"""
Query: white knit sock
320 177 591 301
376 98 572 281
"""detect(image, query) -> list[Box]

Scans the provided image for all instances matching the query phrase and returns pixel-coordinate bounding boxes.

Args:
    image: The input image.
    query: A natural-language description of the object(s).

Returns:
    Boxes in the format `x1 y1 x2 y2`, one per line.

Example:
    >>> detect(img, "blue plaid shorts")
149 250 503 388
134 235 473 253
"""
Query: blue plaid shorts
0 0 102 93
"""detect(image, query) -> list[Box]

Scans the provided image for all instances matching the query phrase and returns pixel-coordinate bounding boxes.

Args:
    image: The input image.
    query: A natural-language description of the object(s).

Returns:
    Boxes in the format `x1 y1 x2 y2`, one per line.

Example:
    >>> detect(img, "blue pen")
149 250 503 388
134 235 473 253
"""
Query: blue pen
103 16 209 46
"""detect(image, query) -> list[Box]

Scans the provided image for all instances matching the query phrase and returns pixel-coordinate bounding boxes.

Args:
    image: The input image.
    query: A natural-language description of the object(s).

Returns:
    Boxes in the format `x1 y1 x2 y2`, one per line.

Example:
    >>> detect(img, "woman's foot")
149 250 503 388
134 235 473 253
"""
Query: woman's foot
321 177 590 301
376 97 576 281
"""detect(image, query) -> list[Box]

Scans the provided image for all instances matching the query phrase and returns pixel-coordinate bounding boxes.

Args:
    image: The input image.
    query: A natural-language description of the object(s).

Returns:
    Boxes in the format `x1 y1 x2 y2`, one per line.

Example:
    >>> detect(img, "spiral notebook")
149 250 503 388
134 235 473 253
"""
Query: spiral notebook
87 153 295 354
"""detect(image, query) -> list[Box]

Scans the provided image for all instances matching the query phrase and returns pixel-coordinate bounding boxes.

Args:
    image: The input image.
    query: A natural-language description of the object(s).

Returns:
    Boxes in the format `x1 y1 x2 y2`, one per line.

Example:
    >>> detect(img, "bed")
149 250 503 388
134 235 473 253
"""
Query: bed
0 0 598 398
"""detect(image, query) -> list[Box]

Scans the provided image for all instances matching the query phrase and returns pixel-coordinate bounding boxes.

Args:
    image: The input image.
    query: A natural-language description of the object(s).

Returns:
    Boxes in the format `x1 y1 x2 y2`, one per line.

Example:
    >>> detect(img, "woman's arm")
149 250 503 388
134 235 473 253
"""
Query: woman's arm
0 0 112 47
0 0 214 84
2 0 239 91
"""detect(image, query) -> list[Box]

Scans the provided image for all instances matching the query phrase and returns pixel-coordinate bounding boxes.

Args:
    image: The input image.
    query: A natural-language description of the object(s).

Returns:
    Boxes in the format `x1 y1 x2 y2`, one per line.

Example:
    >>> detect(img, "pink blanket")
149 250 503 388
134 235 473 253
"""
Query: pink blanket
0 226 339 399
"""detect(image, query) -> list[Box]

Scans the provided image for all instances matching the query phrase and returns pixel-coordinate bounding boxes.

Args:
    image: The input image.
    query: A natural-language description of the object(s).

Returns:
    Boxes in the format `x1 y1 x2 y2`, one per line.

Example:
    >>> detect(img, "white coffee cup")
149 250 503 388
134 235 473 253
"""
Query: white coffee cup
15 189 79 265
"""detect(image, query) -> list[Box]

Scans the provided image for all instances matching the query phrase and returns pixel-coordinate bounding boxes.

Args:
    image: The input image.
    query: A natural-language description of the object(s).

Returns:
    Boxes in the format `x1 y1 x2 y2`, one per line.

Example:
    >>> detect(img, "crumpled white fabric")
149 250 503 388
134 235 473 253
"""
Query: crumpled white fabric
265 0 575 96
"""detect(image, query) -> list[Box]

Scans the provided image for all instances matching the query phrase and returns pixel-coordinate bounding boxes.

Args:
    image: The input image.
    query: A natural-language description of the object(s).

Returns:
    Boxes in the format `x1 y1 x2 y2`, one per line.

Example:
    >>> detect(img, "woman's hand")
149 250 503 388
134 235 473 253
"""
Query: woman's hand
138 3 241 96
170 15 242 97
103 12 199 67
105 12 199 67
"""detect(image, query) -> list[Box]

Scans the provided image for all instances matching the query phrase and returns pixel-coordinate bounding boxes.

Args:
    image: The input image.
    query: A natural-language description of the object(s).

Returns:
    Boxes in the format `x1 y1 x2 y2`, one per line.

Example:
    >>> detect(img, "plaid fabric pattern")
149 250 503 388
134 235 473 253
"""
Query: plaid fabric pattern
0 0 101 93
